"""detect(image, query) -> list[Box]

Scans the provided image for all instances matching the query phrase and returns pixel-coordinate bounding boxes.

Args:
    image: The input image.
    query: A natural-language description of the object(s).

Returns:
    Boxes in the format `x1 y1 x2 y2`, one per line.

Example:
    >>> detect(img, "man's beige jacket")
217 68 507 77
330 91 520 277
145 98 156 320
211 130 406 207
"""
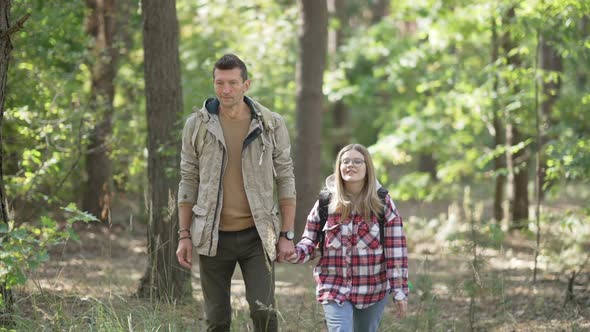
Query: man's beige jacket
178 97 296 260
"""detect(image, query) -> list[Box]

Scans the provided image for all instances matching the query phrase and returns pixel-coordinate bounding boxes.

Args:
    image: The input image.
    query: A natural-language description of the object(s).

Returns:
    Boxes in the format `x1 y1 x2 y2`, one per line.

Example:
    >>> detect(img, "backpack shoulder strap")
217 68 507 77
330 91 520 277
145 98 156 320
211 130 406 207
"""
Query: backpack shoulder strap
377 187 389 245
195 120 206 156
317 189 332 256
190 107 209 157
258 106 274 132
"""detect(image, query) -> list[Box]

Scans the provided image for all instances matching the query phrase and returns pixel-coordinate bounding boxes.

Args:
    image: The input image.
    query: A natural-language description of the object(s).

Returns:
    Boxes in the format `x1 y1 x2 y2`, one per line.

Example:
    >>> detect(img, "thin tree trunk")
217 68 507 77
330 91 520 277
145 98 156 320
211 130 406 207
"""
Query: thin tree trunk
418 154 437 180
491 11 505 223
504 121 515 226
82 0 119 221
137 0 190 301
328 0 349 158
538 33 562 198
0 0 14 320
512 130 529 226
501 6 529 228
577 17 589 91
533 30 542 283
294 0 328 240
370 0 388 24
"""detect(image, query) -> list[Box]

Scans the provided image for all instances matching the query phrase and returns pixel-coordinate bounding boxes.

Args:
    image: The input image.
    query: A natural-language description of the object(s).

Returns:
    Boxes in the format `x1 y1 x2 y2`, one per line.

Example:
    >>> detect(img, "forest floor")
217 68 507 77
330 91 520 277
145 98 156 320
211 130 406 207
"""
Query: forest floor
11 194 590 332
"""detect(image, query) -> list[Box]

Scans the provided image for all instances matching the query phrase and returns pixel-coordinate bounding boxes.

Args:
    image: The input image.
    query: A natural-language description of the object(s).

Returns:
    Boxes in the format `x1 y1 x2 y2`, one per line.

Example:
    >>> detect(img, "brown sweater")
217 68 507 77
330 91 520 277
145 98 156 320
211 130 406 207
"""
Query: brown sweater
218 113 255 231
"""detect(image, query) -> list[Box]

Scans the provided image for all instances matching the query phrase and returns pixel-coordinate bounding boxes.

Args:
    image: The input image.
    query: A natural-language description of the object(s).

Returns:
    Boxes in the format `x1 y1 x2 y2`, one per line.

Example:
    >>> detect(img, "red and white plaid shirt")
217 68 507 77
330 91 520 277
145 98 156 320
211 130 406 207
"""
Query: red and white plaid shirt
292 194 408 309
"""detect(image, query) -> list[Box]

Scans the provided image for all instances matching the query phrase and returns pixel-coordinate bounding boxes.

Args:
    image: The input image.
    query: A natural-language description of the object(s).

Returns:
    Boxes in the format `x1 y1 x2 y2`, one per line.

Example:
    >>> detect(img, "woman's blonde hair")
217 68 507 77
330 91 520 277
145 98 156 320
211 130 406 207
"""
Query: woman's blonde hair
329 144 384 222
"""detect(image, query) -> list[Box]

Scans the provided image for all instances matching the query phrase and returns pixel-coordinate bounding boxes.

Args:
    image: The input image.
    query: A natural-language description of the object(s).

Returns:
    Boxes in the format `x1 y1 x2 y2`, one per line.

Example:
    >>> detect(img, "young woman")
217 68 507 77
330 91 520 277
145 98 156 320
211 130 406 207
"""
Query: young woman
289 144 408 332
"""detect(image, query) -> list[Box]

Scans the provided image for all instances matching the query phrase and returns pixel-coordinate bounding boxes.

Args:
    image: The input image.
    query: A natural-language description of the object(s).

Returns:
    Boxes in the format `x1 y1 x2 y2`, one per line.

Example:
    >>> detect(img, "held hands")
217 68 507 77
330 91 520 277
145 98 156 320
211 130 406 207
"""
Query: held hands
176 238 193 269
275 237 295 263
287 252 298 262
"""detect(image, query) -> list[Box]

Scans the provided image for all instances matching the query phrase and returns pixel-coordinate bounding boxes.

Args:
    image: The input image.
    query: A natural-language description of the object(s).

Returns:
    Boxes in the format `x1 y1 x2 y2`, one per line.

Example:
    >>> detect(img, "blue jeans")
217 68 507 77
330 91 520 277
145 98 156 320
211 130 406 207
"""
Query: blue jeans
322 297 388 332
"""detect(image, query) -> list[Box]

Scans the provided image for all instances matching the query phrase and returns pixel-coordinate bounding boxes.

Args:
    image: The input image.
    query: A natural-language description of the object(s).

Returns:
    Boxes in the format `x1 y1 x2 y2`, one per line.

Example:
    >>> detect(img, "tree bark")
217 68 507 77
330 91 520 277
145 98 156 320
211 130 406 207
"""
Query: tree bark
137 0 190 301
82 0 119 221
0 0 13 319
491 13 505 223
294 0 328 240
577 16 589 90
501 6 529 228
418 154 437 180
512 131 529 225
538 33 562 197
328 0 349 158
370 0 388 24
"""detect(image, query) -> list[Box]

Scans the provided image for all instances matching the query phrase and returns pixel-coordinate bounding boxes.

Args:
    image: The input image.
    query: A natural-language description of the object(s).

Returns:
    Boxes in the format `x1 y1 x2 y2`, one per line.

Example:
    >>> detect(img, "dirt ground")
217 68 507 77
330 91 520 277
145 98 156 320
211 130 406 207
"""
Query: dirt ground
14 197 590 332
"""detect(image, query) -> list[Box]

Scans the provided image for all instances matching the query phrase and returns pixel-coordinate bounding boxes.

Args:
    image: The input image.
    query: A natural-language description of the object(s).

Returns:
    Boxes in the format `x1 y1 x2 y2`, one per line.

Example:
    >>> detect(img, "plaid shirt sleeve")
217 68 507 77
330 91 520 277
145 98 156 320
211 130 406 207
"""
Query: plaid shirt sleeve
291 200 321 263
383 194 409 298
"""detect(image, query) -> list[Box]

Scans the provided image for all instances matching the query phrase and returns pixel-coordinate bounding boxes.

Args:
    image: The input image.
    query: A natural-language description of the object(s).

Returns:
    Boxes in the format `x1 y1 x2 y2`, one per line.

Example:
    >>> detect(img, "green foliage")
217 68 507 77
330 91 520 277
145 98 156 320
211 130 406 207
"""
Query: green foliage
6 1 89 206
325 0 590 201
542 208 590 272
545 135 590 184
0 204 96 307
178 0 299 131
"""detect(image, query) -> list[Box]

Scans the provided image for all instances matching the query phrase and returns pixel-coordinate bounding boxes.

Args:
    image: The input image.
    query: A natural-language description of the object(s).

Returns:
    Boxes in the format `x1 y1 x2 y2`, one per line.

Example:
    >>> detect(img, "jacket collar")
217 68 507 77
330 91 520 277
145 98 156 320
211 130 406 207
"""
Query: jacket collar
203 96 259 120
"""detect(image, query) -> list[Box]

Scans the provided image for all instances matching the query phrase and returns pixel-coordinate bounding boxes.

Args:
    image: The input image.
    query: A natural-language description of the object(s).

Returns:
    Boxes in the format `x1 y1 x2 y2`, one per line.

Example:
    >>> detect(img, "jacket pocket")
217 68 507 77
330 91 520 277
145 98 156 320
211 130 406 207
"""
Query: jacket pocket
191 205 208 247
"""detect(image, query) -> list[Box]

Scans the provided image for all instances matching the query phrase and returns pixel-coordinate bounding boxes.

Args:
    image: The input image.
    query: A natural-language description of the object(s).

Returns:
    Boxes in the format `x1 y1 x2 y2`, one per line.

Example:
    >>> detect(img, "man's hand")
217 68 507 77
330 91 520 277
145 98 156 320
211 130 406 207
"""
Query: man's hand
287 252 298 263
176 239 193 269
276 237 295 263
395 299 408 319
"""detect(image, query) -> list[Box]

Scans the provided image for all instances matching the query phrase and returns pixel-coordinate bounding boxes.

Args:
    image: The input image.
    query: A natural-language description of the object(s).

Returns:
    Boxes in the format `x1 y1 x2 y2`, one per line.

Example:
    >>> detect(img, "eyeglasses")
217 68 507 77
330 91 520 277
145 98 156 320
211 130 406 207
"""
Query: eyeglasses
341 158 365 167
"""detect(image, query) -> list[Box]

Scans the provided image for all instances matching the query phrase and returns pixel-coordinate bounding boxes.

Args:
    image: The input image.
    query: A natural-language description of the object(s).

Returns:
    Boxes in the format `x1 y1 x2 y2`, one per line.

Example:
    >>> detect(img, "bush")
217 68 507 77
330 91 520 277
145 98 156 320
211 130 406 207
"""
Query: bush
0 203 96 307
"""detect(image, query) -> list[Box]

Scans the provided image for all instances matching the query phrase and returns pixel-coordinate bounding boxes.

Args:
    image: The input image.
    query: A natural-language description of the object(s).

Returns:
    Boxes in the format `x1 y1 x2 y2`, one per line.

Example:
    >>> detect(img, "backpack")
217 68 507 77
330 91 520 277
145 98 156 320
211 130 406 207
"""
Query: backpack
317 187 389 256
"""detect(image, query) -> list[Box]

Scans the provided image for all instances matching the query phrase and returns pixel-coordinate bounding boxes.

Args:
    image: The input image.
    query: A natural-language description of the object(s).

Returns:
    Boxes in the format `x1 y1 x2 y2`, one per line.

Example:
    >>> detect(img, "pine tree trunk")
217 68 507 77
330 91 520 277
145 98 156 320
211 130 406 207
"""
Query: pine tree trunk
491 12 505 223
328 0 349 159
538 34 562 198
512 128 529 226
0 0 14 320
370 0 388 24
294 0 328 240
137 0 190 301
82 0 119 221
418 154 437 180
577 17 589 90
501 6 529 229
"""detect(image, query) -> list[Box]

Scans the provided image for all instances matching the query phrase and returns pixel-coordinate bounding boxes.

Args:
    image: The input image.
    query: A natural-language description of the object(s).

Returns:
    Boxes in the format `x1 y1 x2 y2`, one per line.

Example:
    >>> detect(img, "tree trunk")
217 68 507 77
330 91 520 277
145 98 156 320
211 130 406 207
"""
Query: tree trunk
501 6 529 228
0 0 13 319
137 0 190 301
512 129 529 225
418 154 437 180
328 0 349 159
538 34 562 198
491 12 505 223
294 0 328 240
370 0 388 24
82 0 119 221
577 16 589 91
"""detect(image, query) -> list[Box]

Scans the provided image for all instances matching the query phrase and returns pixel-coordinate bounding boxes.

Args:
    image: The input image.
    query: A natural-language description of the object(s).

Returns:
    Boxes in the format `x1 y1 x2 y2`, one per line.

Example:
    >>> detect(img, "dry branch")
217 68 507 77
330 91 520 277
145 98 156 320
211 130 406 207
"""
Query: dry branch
0 13 30 40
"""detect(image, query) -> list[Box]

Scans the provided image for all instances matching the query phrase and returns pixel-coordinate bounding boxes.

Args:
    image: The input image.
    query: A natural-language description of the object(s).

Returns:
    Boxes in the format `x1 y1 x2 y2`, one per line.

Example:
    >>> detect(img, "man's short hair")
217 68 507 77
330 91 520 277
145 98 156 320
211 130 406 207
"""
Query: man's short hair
213 54 249 81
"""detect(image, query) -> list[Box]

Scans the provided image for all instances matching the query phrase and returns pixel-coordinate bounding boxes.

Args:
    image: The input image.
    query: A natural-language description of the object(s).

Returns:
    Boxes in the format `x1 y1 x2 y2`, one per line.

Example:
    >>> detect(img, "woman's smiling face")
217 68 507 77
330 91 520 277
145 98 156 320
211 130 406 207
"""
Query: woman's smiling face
339 150 366 184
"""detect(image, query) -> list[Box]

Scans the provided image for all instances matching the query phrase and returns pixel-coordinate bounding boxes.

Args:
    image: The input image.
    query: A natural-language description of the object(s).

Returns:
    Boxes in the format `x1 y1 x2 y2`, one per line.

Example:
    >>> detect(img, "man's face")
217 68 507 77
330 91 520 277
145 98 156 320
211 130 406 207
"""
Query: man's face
213 68 250 109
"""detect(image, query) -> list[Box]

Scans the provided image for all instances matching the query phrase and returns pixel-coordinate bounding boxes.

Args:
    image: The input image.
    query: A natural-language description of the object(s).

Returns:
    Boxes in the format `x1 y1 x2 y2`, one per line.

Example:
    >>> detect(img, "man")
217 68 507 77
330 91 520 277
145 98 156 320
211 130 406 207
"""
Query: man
176 53 296 332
